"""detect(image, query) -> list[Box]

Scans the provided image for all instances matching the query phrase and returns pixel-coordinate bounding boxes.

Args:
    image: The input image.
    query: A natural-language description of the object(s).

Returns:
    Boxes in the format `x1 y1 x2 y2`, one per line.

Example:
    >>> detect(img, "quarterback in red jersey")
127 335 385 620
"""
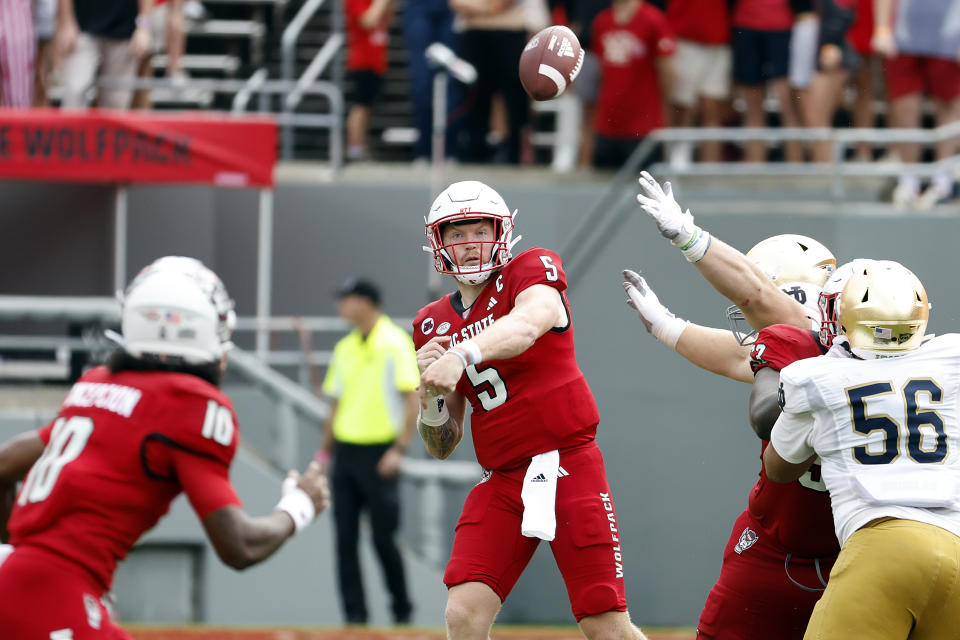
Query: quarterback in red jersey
0 257 329 639
413 181 645 640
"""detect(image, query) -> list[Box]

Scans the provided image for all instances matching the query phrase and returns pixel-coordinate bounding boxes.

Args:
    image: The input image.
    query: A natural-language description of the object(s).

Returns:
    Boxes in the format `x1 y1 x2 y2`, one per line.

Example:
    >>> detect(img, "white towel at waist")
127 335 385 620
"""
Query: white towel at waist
521 449 560 541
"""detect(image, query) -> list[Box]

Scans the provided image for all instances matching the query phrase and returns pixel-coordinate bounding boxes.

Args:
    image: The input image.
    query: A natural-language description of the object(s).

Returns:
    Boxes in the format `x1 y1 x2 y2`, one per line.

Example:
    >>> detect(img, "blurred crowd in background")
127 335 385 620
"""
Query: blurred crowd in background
2 0 959 206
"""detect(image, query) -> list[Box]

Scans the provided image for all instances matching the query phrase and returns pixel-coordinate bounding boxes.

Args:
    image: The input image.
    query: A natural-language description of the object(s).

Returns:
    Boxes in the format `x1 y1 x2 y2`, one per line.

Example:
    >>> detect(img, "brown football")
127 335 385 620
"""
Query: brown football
518 25 584 101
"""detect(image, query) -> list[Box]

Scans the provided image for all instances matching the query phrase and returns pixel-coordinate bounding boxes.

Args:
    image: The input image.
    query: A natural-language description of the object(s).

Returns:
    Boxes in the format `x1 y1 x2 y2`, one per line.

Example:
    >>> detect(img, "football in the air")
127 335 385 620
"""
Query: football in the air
518 25 584 101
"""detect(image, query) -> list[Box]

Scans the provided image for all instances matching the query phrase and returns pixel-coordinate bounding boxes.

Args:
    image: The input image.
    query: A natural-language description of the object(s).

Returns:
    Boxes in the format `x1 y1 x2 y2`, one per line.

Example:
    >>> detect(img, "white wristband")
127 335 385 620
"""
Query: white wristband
275 487 316 534
653 317 690 349
419 394 450 426
679 227 711 263
458 339 482 365
446 348 469 369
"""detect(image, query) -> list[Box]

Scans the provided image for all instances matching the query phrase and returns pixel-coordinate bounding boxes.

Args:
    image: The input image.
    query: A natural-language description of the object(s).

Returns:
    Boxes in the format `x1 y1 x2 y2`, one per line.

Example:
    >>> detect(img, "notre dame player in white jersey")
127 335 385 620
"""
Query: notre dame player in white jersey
764 260 960 640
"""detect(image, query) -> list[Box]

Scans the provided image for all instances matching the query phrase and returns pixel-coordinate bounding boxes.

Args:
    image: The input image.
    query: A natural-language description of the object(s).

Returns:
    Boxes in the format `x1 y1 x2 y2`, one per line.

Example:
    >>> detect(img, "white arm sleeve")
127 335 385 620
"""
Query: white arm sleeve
770 410 816 464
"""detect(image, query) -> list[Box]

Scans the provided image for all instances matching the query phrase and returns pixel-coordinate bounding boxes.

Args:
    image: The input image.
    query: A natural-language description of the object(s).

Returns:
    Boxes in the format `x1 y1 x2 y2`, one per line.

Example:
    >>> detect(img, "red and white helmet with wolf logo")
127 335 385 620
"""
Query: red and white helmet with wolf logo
424 181 521 285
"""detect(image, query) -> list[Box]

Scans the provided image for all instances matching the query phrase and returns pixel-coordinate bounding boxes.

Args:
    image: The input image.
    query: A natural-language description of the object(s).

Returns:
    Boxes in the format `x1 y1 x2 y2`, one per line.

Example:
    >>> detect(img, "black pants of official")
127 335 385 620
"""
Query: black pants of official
332 441 412 624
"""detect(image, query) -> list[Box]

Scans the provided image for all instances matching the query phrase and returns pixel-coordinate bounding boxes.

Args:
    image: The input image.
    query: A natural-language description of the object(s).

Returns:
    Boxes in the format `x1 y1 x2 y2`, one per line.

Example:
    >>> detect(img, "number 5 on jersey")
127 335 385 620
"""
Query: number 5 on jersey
540 255 559 282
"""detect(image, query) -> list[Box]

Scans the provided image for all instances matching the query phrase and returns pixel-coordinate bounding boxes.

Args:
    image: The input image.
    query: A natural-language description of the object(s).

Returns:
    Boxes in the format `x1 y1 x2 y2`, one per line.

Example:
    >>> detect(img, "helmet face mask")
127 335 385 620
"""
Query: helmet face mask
425 181 521 286
836 260 930 358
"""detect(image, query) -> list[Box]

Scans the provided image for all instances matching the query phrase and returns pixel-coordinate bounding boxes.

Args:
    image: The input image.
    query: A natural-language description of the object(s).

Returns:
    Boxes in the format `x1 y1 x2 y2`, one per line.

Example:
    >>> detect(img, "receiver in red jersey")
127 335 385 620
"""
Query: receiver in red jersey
413 248 599 471
7 365 242 593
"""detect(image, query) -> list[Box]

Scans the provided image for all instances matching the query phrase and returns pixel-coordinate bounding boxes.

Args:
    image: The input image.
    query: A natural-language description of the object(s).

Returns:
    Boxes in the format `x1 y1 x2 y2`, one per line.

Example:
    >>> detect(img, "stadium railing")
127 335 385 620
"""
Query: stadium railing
561 121 960 281
95 75 345 170
281 0 345 160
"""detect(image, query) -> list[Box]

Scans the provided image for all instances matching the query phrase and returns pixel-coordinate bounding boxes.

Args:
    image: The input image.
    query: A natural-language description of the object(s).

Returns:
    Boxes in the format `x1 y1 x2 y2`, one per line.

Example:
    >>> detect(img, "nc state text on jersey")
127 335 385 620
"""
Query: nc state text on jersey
450 313 496 347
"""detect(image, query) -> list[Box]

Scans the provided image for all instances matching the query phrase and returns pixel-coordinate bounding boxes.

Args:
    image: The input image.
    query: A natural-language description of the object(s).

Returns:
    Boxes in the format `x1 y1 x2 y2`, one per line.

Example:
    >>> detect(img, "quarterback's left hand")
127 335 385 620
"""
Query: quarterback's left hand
420 351 465 397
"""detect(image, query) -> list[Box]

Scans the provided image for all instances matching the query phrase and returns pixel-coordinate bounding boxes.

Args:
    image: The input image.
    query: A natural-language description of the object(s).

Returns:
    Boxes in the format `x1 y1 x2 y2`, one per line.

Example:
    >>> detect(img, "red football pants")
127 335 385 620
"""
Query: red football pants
0 545 130 639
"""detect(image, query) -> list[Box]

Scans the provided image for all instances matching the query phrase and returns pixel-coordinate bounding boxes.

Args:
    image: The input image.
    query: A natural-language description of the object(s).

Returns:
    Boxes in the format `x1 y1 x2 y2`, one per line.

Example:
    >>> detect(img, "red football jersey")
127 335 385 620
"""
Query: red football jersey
7 366 242 592
746 324 838 557
413 248 599 471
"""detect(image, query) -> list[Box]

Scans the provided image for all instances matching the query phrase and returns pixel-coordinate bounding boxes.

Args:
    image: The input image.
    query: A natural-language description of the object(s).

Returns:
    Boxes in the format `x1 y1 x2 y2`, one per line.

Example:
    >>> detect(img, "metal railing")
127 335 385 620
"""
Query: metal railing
95 76 345 170
561 122 960 281
281 0 344 161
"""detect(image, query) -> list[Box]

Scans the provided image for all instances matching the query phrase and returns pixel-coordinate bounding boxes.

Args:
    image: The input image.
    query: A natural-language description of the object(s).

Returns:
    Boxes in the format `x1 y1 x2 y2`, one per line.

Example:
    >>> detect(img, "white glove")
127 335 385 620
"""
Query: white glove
622 269 689 349
636 171 711 263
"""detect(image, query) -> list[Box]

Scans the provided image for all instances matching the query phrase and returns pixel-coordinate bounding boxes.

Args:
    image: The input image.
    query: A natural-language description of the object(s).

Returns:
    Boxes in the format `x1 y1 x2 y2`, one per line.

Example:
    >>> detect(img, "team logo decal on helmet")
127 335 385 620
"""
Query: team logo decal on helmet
423 181 522 286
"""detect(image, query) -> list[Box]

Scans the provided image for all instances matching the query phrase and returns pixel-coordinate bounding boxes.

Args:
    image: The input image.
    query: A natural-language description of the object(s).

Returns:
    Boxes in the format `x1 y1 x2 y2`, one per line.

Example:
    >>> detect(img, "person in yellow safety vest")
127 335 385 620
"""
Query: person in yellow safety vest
316 277 419 625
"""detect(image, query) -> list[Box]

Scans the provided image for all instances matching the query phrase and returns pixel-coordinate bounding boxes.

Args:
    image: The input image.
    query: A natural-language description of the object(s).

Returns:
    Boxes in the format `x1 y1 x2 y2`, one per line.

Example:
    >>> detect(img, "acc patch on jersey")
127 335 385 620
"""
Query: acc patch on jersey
734 528 759 555
421 318 435 335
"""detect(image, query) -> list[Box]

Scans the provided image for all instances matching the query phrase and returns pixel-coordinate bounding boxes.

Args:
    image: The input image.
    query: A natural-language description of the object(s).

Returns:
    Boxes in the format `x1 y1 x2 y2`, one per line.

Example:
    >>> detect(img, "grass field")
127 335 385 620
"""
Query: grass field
128 627 697 640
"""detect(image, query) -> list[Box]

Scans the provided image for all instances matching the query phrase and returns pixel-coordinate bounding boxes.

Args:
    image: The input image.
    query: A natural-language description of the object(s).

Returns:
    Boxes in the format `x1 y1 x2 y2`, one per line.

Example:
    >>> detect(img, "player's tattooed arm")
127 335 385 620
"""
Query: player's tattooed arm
749 367 783 440
0 431 46 542
418 392 466 460
418 416 463 460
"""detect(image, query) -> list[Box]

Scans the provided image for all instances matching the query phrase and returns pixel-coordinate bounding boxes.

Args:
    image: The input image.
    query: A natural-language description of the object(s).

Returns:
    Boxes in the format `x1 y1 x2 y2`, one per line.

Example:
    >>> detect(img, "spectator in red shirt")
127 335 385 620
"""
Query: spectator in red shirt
590 0 675 168
665 0 731 163
732 0 803 161
345 0 392 161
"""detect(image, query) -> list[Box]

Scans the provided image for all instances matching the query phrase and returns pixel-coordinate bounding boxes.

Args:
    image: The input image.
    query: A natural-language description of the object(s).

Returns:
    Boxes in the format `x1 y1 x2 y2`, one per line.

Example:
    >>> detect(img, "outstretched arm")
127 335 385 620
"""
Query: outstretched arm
180 458 329 570
635 172 808 330
692 237 809 330
622 269 753 383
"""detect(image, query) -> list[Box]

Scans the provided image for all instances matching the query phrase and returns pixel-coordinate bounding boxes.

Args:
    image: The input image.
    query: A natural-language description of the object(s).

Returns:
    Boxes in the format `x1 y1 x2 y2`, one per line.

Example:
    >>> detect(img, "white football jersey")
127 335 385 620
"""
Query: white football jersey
774 333 960 546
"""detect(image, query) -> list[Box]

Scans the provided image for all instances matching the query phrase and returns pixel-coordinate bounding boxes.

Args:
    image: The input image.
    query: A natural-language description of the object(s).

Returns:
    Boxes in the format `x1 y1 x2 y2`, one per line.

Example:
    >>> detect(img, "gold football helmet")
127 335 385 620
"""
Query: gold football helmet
838 260 930 356
745 234 836 287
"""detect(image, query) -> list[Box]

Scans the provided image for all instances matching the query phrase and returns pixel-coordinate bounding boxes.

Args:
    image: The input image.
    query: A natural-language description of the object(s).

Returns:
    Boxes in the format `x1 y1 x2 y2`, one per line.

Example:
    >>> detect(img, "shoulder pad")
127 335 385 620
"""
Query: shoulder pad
751 324 824 373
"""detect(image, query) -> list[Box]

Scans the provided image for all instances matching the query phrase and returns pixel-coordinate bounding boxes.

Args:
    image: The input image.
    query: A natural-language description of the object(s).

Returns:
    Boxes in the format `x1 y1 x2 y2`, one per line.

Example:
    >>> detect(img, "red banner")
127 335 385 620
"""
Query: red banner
0 109 277 188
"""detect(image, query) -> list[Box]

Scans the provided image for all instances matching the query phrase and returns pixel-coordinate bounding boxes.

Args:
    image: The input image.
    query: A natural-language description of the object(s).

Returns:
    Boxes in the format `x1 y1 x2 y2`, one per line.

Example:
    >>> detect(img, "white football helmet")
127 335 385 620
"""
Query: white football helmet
424 181 521 285
745 234 836 287
835 260 930 359
116 256 236 364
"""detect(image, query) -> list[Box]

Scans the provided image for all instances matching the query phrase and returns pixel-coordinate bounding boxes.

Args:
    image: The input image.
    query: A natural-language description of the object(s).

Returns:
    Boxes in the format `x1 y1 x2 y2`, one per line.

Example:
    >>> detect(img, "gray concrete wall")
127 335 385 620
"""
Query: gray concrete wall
3 176 960 628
